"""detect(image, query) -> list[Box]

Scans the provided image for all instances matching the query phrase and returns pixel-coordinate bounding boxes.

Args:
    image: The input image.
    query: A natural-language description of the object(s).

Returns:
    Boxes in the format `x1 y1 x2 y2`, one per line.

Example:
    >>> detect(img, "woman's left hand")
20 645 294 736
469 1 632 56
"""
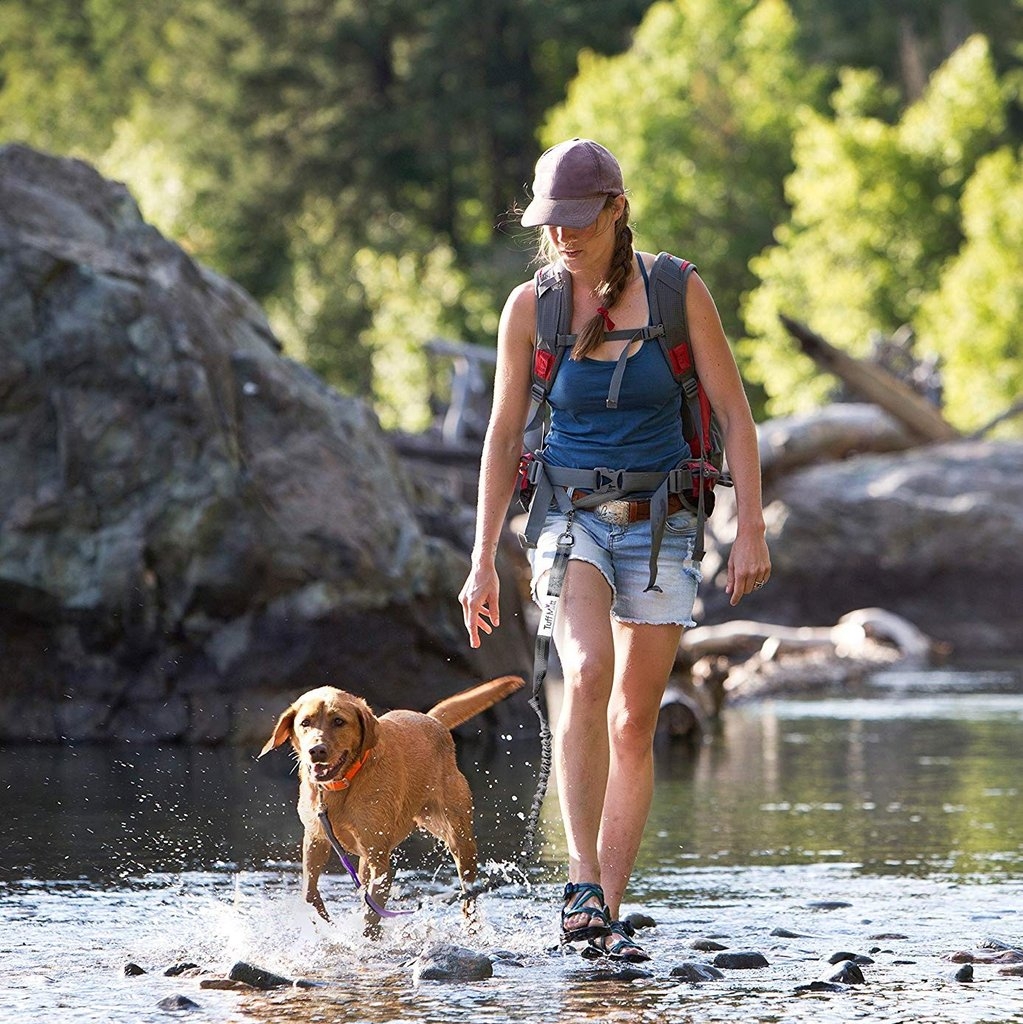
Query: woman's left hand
725 530 772 606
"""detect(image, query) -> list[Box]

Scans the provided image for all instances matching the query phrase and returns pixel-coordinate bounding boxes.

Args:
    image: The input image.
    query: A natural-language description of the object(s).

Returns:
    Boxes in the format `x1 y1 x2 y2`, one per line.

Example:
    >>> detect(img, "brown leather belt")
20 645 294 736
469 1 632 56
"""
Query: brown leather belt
570 490 688 526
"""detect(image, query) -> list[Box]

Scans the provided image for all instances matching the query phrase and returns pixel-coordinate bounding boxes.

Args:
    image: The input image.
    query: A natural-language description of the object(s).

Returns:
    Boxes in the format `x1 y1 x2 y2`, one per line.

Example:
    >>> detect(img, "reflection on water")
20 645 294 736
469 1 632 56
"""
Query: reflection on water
2 667 1023 1023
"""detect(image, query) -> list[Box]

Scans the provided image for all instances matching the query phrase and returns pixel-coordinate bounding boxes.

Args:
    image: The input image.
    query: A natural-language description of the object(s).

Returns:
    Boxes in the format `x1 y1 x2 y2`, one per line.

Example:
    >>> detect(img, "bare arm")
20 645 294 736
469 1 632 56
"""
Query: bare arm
458 281 536 646
684 272 771 605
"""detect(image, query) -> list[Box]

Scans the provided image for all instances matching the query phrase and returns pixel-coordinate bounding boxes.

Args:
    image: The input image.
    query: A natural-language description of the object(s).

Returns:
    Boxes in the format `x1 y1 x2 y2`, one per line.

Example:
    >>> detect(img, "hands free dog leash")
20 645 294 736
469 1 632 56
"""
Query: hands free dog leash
315 792 415 919
517 513 574 868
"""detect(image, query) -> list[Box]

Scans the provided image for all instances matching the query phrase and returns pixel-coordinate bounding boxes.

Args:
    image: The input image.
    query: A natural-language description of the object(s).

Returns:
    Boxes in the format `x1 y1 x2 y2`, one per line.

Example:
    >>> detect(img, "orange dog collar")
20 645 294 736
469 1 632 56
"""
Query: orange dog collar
318 747 373 792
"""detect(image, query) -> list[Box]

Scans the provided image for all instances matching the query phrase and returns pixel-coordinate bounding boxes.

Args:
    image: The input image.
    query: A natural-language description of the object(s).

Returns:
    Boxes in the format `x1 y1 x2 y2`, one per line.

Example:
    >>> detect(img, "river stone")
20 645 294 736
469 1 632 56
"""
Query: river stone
827 961 865 984
796 981 846 993
227 961 292 989
156 994 200 1011
123 963 146 976
0 144 534 744
713 951 770 970
670 962 725 982
623 911 657 931
691 938 729 952
954 964 975 983
164 962 202 977
412 943 493 983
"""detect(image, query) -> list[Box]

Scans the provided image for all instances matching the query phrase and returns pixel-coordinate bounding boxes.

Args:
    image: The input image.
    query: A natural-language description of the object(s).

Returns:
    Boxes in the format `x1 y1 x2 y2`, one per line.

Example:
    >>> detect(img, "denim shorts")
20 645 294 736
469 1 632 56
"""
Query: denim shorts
527 506 702 626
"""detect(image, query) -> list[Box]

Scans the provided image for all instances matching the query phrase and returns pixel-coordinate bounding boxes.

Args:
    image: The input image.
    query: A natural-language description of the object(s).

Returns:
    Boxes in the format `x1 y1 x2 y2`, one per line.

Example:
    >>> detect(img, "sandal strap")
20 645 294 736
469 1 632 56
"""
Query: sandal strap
606 920 648 959
562 882 605 912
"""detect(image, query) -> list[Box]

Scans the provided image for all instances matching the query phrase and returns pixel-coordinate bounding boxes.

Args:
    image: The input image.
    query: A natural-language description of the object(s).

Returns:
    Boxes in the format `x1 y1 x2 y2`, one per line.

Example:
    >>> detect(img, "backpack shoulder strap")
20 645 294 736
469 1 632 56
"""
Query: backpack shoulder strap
532 261 573 397
648 251 698 389
525 262 574 440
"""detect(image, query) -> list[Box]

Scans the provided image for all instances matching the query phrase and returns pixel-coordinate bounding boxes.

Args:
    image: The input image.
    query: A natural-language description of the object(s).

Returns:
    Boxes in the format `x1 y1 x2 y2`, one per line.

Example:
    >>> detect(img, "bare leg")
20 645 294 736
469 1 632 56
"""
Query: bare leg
549 561 614 930
598 619 683 920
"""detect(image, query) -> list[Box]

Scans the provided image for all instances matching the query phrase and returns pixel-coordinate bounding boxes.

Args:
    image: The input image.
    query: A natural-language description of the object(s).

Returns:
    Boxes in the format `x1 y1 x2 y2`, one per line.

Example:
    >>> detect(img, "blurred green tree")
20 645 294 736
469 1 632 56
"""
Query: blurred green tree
540 0 826 370
742 35 1016 429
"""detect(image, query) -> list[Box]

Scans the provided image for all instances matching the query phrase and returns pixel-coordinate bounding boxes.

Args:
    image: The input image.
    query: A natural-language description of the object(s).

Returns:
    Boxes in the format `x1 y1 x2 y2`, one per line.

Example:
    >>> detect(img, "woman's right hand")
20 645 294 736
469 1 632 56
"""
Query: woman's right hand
459 561 501 649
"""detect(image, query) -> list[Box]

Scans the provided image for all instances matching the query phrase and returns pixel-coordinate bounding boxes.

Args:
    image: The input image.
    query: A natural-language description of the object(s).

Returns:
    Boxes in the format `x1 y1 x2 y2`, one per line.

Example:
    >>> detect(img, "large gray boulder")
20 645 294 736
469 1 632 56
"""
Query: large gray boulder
0 145 532 743
700 421 1023 655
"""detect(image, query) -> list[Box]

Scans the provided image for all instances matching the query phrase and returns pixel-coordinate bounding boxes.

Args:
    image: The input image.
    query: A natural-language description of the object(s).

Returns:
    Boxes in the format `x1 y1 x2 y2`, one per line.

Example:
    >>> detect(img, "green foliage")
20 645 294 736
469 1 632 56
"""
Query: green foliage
917 146 1023 435
541 0 825 348
741 35 1015 428
3 0 1022 435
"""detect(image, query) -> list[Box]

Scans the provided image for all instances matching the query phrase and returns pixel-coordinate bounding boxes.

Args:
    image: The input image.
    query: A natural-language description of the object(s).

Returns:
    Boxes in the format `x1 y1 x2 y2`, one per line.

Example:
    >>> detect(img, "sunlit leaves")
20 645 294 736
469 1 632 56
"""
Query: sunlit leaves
741 35 1014 429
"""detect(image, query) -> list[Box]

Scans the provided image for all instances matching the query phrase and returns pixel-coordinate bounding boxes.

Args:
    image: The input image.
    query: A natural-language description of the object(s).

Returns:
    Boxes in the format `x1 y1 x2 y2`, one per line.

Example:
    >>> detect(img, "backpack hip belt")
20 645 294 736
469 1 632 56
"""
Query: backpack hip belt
520 457 721 593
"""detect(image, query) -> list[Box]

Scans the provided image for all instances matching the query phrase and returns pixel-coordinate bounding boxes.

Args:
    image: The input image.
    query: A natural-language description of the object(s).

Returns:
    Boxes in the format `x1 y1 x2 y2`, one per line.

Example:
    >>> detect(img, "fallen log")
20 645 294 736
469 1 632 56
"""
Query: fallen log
779 314 960 443
676 608 948 712
757 404 917 486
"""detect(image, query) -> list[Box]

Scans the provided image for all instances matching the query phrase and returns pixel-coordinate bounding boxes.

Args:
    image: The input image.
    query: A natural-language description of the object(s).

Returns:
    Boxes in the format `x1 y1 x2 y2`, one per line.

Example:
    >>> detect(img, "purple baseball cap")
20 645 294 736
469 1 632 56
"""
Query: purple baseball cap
520 138 625 228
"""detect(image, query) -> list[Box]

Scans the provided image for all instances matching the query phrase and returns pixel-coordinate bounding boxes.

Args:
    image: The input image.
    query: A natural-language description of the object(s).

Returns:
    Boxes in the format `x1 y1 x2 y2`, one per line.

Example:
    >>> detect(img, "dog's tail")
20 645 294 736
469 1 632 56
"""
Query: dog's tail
427 674 526 730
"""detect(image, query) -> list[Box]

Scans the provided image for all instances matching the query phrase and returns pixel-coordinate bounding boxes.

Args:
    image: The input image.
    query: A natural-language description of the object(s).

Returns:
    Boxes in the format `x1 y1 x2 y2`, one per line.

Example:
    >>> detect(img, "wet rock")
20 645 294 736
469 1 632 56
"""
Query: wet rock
412 943 493 983
123 963 146 977
164 962 203 977
998 965 1023 977
713 951 769 970
227 961 293 989
623 912 657 931
827 961 865 984
827 951 873 965
670 962 725 982
806 900 852 911
771 927 812 938
691 938 728 952
585 965 655 981
954 964 974 983
156 994 200 1011
868 932 908 940
796 980 846 993
199 979 252 991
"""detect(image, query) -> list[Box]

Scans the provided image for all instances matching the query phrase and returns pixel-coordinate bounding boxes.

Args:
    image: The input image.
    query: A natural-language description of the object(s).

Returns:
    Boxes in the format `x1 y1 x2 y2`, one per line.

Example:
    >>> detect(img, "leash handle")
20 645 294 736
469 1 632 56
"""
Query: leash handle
315 806 414 919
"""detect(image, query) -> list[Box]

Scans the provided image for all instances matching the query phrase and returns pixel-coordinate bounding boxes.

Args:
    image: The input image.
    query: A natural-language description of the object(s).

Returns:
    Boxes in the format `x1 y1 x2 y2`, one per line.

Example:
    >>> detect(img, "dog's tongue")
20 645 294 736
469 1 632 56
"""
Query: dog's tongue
311 752 348 781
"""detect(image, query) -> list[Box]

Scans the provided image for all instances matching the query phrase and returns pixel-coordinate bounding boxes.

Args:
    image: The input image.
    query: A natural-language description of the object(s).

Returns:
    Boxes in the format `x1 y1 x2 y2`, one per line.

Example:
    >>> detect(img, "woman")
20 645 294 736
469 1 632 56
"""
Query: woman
459 138 771 962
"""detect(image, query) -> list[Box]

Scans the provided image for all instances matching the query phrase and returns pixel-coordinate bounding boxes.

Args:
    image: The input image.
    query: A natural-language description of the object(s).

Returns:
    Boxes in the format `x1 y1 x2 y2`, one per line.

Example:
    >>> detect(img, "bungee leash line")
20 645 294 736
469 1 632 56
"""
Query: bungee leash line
517 513 574 869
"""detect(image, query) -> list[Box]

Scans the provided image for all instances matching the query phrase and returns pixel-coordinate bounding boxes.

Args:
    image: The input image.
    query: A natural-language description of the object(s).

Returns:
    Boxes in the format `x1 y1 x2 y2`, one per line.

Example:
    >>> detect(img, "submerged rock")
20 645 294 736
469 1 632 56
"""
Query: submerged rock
713 951 770 970
412 943 493 983
227 961 292 989
671 962 725 982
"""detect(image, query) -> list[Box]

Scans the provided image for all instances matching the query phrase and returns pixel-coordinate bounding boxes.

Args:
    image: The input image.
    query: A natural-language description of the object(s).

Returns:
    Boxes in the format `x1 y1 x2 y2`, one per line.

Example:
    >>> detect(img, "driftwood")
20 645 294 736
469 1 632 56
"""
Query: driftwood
779 314 960 443
670 607 950 718
757 404 918 486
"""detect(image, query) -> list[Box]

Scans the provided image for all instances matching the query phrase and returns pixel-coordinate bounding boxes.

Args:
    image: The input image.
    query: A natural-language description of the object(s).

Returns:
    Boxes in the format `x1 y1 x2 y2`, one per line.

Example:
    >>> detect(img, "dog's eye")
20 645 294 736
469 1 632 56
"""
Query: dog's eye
332 716 345 728
299 717 312 728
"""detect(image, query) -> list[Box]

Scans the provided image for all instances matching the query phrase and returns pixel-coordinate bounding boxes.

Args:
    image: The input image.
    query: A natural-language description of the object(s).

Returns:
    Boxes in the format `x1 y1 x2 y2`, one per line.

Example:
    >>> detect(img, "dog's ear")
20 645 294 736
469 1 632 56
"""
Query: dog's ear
259 705 297 757
354 698 380 753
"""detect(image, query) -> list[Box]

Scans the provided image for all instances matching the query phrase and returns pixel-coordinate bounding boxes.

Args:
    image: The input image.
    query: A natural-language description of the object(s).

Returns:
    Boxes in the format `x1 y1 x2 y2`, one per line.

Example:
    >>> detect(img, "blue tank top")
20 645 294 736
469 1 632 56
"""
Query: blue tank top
541 258 691 474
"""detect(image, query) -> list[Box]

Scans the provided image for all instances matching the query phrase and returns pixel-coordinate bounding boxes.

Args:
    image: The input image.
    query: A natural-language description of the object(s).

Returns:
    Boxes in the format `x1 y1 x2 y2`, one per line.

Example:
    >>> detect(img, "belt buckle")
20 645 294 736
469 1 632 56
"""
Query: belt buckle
594 499 630 526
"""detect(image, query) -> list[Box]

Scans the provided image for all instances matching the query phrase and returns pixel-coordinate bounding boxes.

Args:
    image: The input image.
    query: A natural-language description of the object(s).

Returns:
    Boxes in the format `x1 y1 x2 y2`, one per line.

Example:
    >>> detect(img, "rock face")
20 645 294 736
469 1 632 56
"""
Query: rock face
700 429 1023 655
0 145 532 743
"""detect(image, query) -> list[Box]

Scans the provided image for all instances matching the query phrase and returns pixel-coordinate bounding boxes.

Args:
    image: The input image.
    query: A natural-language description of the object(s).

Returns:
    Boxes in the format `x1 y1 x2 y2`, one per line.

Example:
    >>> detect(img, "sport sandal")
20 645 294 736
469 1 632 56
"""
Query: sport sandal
581 919 651 963
560 882 611 944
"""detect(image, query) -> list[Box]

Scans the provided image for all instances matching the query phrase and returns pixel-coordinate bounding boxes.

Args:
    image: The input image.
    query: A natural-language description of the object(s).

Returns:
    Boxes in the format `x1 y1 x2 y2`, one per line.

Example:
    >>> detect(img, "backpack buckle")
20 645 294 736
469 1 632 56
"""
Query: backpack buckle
594 467 626 491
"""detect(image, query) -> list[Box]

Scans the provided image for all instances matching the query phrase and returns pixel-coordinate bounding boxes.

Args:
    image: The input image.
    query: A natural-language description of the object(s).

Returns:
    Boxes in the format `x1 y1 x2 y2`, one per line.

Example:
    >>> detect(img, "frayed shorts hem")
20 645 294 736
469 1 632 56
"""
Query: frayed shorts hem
526 508 701 628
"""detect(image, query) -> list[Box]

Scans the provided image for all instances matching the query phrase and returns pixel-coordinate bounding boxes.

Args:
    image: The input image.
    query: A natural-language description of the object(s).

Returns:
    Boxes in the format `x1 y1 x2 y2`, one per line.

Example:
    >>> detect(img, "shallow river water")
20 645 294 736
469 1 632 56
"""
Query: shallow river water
3 663 1023 1024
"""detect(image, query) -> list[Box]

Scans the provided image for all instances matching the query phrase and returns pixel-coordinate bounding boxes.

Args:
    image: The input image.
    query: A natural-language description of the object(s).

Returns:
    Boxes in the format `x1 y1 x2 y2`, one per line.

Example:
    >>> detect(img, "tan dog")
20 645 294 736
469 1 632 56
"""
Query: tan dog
260 674 525 928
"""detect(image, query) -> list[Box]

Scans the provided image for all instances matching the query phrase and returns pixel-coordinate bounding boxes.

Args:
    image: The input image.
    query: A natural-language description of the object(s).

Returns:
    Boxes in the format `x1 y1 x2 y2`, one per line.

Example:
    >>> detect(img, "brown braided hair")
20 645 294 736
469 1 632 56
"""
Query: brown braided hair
535 197 635 361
